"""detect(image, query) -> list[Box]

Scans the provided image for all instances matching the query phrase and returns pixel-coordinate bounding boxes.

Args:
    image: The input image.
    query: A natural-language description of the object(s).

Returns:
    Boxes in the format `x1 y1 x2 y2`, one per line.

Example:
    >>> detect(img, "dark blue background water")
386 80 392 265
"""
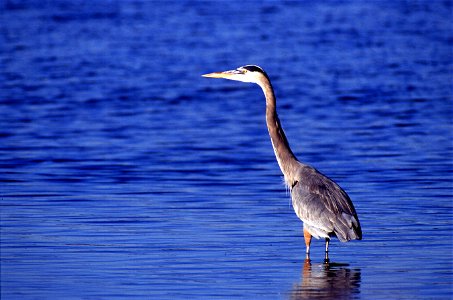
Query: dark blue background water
1 1 452 299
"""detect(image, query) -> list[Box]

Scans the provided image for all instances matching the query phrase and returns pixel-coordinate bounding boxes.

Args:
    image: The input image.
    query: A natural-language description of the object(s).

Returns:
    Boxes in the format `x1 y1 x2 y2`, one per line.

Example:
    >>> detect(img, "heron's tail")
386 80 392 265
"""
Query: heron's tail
334 213 362 242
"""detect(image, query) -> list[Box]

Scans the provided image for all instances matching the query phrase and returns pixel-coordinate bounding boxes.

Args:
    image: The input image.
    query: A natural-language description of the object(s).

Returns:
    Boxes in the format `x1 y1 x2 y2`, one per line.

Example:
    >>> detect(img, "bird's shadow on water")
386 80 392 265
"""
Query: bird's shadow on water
289 259 361 299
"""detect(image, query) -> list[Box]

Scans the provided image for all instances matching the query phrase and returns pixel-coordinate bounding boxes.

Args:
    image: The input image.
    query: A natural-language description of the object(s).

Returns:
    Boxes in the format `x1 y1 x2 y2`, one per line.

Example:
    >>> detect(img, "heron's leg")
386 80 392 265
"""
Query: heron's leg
303 227 312 258
324 238 330 263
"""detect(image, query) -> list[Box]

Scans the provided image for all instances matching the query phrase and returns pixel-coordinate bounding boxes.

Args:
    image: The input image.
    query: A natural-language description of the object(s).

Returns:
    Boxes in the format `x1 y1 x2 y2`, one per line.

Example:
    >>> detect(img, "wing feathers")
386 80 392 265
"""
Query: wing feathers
291 165 362 241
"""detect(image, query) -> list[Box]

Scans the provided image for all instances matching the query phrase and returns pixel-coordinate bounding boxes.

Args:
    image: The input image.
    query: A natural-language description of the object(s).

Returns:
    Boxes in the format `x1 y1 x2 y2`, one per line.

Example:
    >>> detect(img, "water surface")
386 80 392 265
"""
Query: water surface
1 1 452 299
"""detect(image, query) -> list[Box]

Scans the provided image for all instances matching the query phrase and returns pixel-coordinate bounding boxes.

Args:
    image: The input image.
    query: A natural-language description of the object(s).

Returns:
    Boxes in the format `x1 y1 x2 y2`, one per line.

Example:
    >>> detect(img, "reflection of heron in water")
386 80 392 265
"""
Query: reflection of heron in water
290 259 361 299
203 65 362 260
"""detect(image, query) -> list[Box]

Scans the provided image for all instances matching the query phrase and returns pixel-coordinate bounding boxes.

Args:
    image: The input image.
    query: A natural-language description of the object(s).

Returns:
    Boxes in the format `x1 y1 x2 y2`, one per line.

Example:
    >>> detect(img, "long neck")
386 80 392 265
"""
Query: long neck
258 78 300 187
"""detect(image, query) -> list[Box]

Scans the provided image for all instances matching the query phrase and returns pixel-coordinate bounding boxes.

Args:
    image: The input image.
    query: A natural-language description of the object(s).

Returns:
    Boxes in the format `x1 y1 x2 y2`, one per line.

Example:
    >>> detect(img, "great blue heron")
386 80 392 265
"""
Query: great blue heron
202 65 362 261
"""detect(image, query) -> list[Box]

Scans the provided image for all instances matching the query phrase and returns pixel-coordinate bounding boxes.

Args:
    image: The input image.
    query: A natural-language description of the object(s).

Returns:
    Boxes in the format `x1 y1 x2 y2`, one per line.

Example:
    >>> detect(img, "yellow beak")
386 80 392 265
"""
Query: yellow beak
202 69 244 79
202 72 229 78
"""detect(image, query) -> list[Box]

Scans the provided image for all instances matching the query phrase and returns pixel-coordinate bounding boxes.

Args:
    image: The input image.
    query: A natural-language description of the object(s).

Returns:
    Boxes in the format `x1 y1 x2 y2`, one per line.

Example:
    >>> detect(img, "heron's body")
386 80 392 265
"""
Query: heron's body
203 65 361 260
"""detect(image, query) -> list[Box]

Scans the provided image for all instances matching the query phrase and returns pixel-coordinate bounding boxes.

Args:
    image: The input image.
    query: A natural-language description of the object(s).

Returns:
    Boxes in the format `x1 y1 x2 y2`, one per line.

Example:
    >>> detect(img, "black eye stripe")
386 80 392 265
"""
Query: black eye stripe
242 65 264 73
238 65 270 81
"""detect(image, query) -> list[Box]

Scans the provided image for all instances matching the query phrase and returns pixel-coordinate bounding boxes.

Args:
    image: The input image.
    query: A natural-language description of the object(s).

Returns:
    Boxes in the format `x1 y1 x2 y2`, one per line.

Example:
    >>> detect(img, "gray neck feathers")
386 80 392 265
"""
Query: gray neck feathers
257 78 300 186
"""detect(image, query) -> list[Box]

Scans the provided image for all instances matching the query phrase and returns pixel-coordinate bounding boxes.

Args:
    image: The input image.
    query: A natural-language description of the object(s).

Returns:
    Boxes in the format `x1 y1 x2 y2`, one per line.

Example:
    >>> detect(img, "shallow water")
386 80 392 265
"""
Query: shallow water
1 1 452 299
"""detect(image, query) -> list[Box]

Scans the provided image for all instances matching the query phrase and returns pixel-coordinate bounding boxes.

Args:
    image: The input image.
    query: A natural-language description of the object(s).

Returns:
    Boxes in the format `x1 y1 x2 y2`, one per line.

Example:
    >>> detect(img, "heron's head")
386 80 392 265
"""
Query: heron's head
202 65 269 84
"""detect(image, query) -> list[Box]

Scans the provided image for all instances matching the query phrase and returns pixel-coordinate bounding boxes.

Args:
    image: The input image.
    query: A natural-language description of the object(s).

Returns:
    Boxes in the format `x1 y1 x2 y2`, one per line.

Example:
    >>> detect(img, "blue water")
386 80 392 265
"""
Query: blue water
1 1 452 299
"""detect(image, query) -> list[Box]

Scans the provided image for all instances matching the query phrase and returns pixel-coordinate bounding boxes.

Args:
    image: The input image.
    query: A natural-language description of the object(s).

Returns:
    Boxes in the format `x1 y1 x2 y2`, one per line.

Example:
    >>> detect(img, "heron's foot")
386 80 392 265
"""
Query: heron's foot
324 251 330 264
